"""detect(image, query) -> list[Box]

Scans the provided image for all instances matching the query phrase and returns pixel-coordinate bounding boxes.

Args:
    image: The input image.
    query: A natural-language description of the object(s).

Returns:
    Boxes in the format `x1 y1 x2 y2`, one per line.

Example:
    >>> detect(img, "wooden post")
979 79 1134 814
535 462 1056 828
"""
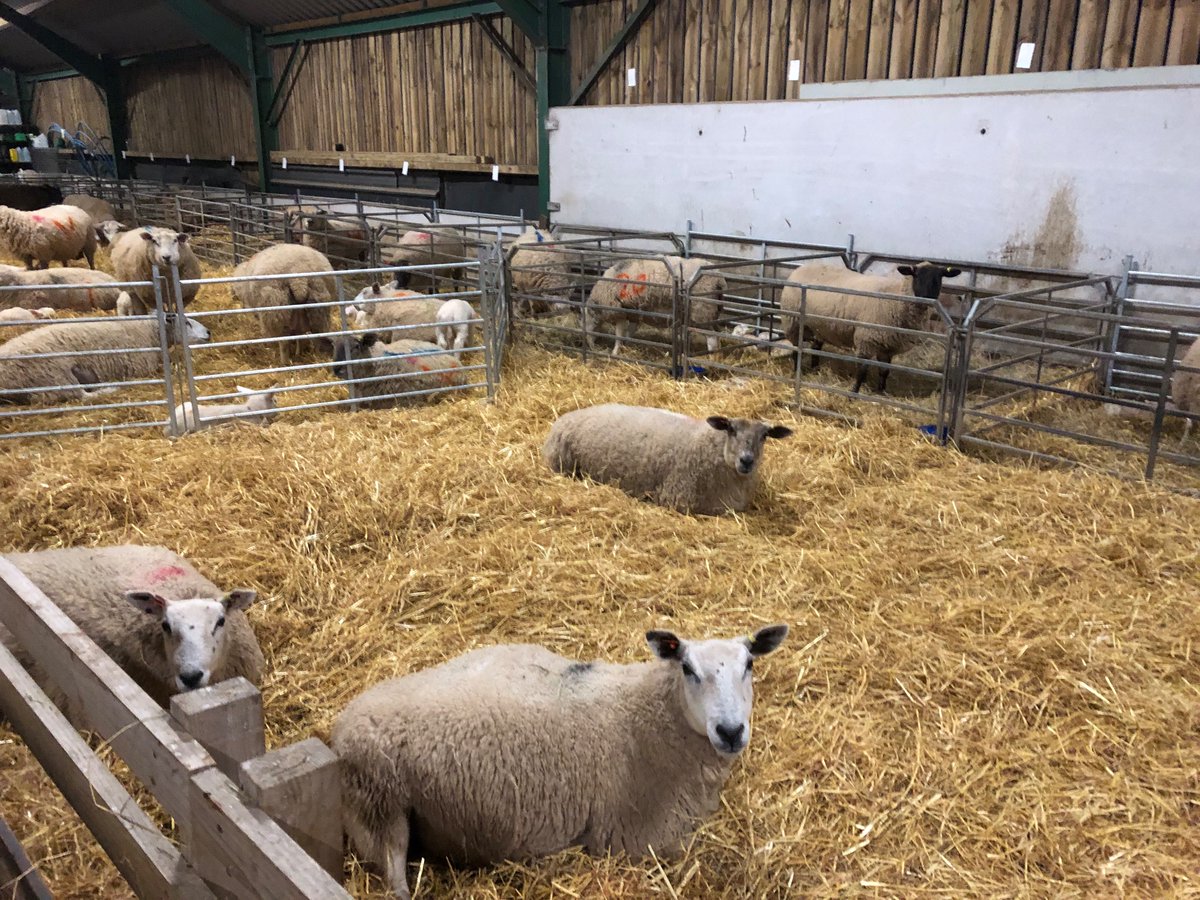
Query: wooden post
170 678 266 781
240 739 343 879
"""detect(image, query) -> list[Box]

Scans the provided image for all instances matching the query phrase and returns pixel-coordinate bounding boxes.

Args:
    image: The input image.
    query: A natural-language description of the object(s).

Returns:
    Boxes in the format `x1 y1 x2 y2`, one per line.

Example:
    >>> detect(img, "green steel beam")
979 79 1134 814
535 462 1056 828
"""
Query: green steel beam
100 56 131 177
16 73 33 125
18 66 77 83
158 0 251 75
494 0 540 41
535 0 569 216
568 0 656 105
265 2 503 46
0 1 106 83
248 28 275 191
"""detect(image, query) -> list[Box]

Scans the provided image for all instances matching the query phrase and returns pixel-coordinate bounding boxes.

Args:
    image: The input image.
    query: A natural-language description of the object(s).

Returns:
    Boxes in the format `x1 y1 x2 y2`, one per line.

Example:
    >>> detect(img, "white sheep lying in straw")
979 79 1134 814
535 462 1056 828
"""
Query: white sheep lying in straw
110 227 202 314
0 203 96 270
0 265 128 312
544 403 792 515
0 306 55 323
166 386 278 438
0 314 210 404
332 624 788 900
231 243 334 365
1104 340 1200 442
0 545 263 718
779 260 962 393
586 256 726 356
332 333 468 408
506 222 572 316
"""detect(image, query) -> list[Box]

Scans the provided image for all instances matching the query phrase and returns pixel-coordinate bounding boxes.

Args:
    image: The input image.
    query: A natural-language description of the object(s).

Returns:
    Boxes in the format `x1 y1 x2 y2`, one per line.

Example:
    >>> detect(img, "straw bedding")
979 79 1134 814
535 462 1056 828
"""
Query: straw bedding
1 250 1199 898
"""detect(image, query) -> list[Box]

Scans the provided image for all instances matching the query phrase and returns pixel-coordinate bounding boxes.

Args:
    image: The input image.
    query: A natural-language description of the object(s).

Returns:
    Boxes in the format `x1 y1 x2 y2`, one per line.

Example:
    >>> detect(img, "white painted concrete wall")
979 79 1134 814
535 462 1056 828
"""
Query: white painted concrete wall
548 67 1200 277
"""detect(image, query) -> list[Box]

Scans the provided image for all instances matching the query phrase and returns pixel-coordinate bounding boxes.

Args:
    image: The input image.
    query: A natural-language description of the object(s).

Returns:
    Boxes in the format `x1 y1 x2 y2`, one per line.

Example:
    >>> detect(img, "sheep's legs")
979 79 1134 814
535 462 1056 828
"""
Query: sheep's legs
852 363 869 393
611 321 629 356
876 353 893 393
1183 417 1194 445
384 816 412 900
807 336 823 372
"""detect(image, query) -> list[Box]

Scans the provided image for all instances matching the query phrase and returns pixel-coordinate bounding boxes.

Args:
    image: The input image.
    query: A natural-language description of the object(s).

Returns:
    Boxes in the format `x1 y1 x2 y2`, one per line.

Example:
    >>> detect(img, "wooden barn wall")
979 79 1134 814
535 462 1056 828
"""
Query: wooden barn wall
31 76 108 136
124 56 256 160
271 15 538 167
570 0 1200 104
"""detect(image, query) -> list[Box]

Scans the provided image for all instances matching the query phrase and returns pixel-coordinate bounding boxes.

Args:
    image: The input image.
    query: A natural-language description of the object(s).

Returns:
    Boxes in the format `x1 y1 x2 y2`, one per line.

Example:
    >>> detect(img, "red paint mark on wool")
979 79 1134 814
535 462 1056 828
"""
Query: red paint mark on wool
30 214 43 224
412 232 433 243
145 565 187 585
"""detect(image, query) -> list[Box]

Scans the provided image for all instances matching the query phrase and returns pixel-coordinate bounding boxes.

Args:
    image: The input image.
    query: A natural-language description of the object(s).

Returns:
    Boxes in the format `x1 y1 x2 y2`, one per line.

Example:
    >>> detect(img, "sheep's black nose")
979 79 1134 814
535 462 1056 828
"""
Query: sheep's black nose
737 453 755 472
179 670 204 690
715 722 745 750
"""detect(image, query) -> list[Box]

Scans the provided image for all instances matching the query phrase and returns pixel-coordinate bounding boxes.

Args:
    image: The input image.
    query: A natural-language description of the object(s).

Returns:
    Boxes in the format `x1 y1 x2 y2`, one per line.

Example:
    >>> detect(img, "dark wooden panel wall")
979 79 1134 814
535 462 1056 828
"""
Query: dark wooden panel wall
571 0 1200 103
271 15 538 167
31 76 107 136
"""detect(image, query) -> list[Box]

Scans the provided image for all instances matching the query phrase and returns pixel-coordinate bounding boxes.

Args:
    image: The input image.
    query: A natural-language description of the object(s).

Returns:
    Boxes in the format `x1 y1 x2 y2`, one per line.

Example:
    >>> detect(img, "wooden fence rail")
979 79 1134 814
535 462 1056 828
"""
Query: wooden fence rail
0 559 348 899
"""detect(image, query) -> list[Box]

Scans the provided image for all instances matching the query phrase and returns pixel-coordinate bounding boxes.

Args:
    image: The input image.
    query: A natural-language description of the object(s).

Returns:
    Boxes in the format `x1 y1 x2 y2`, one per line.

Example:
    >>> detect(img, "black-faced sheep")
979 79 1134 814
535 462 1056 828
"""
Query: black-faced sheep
779 260 962 393
110 227 202 314
0 204 96 270
0 545 263 719
231 243 334 365
586 256 726 356
543 403 793 515
331 333 468 408
0 313 210 404
332 624 788 900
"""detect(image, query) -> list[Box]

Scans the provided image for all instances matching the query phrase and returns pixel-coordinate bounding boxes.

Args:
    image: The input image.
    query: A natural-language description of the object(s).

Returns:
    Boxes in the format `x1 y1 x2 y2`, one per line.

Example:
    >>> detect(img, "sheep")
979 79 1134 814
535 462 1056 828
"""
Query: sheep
296 211 369 267
0 307 55 323
0 266 127 312
382 228 470 292
0 313 210 404
331 623 789 899
0 203 96 270
543 404 793 516
436 297 477 351
0 545 263 720
506 222 573 316
331 333 467 409
230 243 334 365
95 219 127 247
1104 340 1200 442
110 227 202 314
62 193 116 224
585 256 726 356
778 260 962 393
348 283 443 343
0 183 62 211
166 386 278 438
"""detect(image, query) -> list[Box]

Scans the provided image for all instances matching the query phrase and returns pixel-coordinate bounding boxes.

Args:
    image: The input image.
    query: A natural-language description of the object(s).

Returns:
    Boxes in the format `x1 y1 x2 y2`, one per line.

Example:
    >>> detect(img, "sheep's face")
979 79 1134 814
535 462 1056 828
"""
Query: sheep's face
125 590 257 692
140 229 189 267
164 314 210 345
898 262 963 301
96 220 125 246
648 625 788 757
332 333 381 379
706 416 793 477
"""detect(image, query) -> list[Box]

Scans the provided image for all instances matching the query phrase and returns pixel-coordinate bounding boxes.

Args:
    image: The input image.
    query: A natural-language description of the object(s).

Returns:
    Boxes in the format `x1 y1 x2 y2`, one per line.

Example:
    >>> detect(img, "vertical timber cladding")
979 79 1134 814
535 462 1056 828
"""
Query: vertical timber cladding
30 55 256 163
568 0 1200 104
269 17 539 168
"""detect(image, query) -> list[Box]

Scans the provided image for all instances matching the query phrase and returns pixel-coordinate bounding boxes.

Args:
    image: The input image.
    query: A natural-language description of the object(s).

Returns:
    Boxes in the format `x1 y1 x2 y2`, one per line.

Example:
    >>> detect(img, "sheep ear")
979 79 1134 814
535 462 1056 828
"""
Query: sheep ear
706 416 732 432
176 233 189 244
140 231 154 242
222 589 256 612
361 333 380 348
646 630 683 660
766 425 793 440
897 265 915 276
747 624 789 657
125 591 167 618
370 282 381 293
943 267 962 278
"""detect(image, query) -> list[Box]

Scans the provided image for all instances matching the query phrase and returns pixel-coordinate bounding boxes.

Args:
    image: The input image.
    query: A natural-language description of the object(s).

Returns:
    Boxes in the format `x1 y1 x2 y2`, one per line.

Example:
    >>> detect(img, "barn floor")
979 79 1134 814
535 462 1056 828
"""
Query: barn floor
1 319 1199 897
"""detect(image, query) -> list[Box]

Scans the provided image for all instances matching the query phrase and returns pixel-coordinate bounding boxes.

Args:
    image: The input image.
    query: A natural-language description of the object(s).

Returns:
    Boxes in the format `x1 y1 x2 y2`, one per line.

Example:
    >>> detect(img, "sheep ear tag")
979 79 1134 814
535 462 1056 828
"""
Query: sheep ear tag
125 590 167 617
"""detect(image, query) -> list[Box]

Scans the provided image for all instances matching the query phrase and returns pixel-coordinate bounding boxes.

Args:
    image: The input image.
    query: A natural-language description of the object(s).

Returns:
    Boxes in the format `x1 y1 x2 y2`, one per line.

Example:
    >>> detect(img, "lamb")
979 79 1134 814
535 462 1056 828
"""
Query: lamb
348 283 442 343
230 243 334 365
435 298 477 351
1104 340 1200 442
0 546 263 720
0 266 127 312
110 227 202 314
779 260 962 393
0 306 55 323
165 386 278 437
332 333 467 408
332 623 789 899
383 228 470 292
586 255 726 356
506 222 573 316
62 193 116 224
0 313 210 404
0 203 96 270
543 403 793 516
